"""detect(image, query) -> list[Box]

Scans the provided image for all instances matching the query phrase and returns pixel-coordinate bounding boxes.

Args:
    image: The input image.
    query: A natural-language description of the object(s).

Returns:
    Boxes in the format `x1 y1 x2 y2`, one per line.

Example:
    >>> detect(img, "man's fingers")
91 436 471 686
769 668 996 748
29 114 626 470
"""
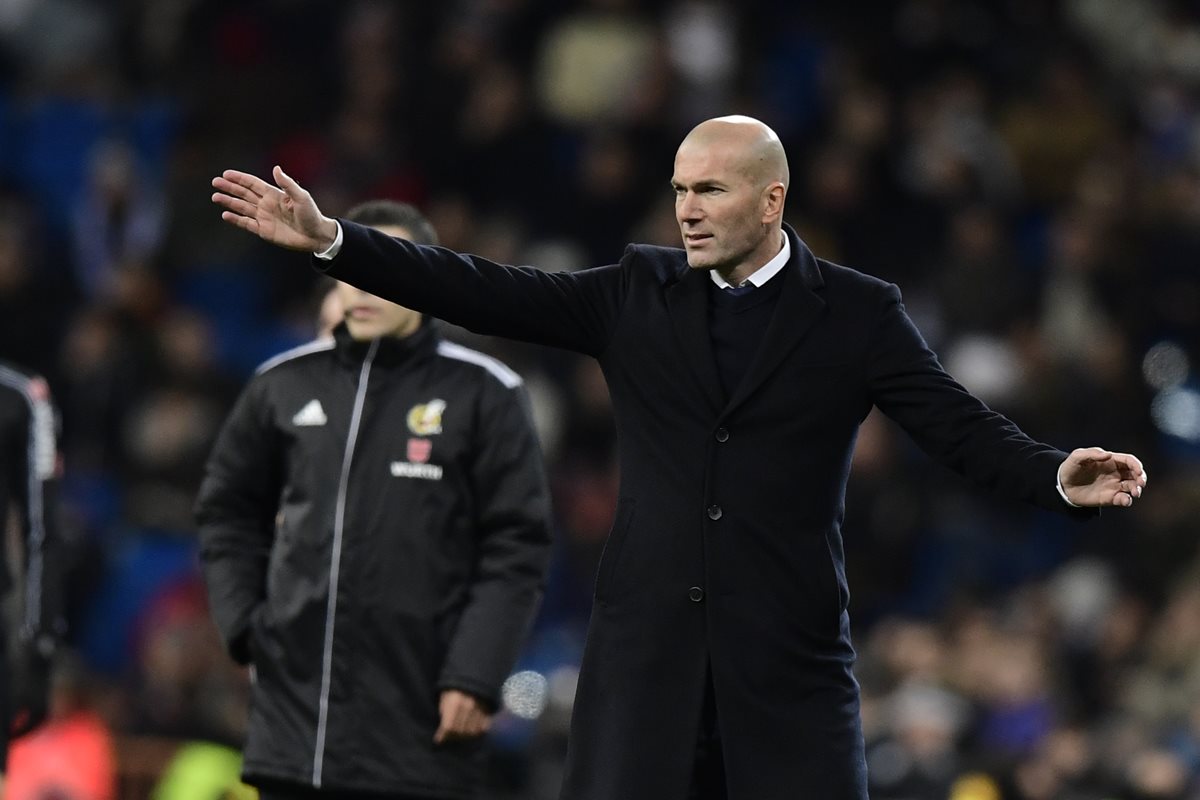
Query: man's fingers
211 191 238 213
434 695 491 744
459 708 489 737
1073 447 1112 466
435 696 463 744
220 169 275 197
213 193 261 220
273 165 305 199
220 210 259 234
1119 479 1143 498
1116 467 1144 482
1110 452 1145 477
434 712 466 744
212 175 270 204
1110 453 1148 493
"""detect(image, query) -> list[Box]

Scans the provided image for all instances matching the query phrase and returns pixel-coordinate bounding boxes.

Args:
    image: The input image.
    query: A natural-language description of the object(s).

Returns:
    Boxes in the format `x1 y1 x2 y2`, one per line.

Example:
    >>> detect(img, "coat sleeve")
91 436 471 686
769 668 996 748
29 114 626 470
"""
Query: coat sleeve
195 378 283 664
319 220 629 357
437 378 553 708
9 377 64 650
866 282 1095 518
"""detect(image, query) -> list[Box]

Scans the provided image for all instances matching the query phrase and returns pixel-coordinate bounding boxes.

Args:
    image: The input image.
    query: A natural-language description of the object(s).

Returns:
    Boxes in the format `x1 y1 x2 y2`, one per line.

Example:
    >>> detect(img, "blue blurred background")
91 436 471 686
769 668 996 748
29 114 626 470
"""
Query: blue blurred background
1 1 1199 798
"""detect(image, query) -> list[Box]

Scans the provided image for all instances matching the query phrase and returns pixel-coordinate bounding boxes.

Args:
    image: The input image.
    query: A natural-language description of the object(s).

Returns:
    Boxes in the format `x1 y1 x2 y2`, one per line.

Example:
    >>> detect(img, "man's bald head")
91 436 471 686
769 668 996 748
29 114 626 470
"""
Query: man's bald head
672 115 791 284
679 115 789 191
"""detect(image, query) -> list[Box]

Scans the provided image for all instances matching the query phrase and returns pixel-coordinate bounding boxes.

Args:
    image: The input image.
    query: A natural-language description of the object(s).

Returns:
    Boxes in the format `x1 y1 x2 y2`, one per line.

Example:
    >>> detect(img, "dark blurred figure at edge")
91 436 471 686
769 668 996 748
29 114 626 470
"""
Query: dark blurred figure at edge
0 360 65 792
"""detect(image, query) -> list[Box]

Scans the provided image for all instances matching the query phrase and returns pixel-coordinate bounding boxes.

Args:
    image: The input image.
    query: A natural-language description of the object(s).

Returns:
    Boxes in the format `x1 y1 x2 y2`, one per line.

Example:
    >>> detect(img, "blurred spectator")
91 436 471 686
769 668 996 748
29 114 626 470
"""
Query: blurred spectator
5 655 116 800
534 0 661 126
151 740 256 800
0 198 71 375
900 69 1020 208
56 307 151 473
1000 56 1115 207
933 204 1027 339
70 140 167 302
271 1 425 215
125 575 249 745
663 0 739 122
867 682 968 799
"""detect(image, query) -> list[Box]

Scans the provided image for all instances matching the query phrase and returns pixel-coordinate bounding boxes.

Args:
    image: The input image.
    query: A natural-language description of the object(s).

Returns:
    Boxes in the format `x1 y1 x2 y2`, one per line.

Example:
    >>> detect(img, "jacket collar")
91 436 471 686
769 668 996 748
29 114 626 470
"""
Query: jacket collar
332 320 439 369
664 223 827 417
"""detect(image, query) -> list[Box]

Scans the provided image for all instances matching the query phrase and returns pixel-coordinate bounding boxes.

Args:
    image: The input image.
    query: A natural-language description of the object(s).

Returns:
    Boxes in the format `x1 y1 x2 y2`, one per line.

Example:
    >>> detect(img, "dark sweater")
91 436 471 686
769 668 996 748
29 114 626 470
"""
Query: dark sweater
706 272 786 399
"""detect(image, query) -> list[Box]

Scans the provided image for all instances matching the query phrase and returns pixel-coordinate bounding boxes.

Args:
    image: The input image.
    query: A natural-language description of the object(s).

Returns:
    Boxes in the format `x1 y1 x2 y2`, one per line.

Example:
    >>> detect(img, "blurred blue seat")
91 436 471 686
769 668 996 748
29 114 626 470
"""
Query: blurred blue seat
128 98 178 183
60 468 123 534
77 529 199 675
174 266 313 377
173 266 268 329
14 99 112 229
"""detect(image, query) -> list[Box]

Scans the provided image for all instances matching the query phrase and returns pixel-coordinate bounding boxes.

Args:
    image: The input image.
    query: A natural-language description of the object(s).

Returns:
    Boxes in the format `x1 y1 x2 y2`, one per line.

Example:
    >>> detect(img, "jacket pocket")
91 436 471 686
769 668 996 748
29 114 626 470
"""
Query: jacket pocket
818 528 848 635
594 498 636 605
783 530 845 639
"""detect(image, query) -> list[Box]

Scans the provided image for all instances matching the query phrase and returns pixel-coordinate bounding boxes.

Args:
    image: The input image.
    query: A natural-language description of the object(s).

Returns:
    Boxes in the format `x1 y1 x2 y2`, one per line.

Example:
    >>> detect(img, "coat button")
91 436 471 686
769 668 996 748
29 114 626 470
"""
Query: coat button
689 586 704 602
715 427 729 442
707 504 722 520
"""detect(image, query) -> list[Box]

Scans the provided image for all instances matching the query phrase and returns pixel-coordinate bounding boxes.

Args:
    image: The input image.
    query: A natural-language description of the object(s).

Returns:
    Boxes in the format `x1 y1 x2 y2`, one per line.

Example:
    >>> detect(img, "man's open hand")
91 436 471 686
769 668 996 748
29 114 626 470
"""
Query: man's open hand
211 166 338 252
1059 447 1148 508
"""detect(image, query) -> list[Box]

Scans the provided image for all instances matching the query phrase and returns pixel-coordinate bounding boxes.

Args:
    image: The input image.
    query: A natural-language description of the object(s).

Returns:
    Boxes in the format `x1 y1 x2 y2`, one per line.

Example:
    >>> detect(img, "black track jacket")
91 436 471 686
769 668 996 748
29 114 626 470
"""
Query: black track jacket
195 323 552 796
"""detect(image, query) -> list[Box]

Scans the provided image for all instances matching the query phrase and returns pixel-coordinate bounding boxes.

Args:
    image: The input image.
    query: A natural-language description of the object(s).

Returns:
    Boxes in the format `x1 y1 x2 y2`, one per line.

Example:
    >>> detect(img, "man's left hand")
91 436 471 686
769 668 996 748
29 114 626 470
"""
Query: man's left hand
433 689 492 744
1059 447 1148 508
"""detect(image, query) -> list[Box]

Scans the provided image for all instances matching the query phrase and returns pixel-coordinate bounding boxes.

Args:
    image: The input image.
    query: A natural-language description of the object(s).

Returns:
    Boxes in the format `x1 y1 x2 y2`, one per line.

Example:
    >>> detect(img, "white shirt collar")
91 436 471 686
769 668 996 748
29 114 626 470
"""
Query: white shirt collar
709 234 791 290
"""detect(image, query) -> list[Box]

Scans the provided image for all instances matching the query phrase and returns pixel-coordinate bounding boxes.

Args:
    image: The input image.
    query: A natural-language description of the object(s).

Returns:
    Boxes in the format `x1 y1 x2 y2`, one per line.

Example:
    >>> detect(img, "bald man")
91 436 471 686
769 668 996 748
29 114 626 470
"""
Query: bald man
213 116 1146 800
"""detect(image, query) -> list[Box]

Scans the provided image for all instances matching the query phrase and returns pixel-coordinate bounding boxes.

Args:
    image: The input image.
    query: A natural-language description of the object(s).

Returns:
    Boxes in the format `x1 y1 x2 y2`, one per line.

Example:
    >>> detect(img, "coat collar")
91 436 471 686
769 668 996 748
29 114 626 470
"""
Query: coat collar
664 223 827 417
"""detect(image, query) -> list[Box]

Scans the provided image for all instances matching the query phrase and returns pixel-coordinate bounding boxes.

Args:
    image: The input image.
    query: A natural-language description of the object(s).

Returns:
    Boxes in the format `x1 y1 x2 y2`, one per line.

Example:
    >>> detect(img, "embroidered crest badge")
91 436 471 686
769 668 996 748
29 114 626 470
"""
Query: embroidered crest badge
407 399 446 436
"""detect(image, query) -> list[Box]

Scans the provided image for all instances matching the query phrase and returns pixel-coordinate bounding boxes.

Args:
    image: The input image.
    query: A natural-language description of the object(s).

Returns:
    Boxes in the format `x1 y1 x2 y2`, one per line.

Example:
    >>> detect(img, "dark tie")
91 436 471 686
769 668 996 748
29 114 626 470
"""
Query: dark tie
725 283 755 297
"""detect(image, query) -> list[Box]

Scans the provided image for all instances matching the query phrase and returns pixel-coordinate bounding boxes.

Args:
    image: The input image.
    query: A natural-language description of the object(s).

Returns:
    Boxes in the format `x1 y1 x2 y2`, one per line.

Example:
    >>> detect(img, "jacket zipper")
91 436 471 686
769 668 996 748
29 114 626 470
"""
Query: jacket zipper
312 338 379 787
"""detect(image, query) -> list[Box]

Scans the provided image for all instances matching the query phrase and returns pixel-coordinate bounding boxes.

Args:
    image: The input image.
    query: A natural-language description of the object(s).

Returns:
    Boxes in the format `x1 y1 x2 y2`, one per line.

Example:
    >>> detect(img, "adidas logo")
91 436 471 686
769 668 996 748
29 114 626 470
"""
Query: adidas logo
293 399 328 427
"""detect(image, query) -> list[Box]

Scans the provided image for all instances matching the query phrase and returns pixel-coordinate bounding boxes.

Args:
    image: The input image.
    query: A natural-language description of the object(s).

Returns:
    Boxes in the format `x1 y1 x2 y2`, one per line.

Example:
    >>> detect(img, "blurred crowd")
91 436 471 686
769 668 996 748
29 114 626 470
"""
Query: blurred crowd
1 0 1199 797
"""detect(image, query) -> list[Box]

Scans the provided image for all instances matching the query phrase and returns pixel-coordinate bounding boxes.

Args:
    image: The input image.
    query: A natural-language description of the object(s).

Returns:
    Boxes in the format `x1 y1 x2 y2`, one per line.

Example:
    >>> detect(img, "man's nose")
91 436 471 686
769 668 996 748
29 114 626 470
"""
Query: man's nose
677 192 701 221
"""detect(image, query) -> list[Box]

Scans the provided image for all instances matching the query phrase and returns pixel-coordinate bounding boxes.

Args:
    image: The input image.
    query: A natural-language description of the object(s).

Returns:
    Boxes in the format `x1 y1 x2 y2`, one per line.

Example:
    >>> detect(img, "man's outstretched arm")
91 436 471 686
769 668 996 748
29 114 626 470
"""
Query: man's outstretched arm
213 166 629 356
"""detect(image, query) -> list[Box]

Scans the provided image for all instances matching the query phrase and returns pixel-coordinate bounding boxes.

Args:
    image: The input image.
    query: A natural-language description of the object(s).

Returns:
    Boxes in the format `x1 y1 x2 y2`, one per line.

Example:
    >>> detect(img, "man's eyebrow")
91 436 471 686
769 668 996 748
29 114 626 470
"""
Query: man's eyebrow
671 179 725 190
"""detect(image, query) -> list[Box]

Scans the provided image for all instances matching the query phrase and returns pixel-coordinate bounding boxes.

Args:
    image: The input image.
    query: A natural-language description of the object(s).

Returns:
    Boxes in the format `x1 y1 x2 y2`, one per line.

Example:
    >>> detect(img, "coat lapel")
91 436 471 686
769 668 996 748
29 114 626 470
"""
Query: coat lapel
665 266 725 415
722 229 827 418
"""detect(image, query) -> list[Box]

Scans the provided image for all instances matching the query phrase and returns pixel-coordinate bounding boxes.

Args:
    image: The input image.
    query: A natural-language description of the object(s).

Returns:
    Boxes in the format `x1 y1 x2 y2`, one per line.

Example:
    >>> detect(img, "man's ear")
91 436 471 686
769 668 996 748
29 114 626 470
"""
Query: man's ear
761 182 786 224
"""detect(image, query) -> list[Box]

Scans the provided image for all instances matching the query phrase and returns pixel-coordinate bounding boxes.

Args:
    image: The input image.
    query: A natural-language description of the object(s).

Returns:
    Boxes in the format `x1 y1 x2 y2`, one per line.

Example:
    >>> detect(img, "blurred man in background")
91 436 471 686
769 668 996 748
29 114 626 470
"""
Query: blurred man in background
195 200 553 799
